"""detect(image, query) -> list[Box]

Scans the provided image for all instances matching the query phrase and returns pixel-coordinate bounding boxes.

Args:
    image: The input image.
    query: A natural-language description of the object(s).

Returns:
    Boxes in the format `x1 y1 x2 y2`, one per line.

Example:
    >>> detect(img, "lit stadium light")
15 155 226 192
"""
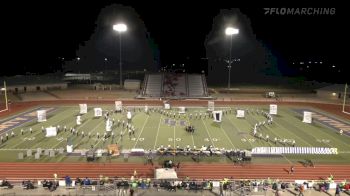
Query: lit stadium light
332 65 336 68
77 57 80 61
113 23 127 32
104 58 108 61
225 27 239 35
320 61 323 64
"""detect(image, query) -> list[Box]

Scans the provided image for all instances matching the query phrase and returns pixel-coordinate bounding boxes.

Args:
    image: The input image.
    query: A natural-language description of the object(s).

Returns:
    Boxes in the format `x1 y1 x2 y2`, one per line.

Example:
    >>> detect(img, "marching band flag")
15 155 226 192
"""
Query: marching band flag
105 118 112 132
127 111 132 120
236 110 245 118
178 107 186 114
302 111 312 123
208 101 215 111
79 104 87 114
94 108 102 117
213 111 222 122
269 104 278 115
45 127 57 137
76 115 81 125
115 101 122 112
164 103 171 110
37 110 47 122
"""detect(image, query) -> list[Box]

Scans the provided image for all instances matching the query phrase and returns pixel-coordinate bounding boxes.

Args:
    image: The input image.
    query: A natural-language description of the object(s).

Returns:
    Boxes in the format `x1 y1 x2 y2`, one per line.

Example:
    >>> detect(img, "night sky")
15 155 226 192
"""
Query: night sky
2 2 348 83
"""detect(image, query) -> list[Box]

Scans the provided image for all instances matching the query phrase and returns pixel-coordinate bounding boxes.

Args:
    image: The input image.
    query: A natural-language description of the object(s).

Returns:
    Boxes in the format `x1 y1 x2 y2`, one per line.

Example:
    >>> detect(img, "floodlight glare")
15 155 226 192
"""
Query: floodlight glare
113 24 127 32
225 27 239 35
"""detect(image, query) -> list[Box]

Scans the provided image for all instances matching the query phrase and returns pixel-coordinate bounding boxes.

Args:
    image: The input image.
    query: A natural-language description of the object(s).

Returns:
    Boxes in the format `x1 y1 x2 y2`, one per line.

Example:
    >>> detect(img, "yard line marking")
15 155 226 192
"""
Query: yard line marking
272 118 312 147
153 116 163 150
173 126 176 148
224 116 246 149
50 114 100 149
252 109 311 147
12 108 75 149
219 122 236 149
45 110 95 149
133 115 150 149
185 115 195 147
201 119 215 148
91 120 111 149
289 109 350 147
246 114 280 146
279 109 345 149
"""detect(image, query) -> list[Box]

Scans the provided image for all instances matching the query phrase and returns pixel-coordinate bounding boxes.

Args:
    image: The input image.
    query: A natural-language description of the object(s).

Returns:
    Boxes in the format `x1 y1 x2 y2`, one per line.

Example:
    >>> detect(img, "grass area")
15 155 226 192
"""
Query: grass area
0 104 349 164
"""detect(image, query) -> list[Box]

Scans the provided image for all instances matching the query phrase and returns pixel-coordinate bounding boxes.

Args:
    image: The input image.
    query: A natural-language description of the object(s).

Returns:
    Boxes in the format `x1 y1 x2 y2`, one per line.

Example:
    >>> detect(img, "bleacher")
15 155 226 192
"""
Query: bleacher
188 74 206 97
143 74 163 97
140 73 209 99
163 73 187 97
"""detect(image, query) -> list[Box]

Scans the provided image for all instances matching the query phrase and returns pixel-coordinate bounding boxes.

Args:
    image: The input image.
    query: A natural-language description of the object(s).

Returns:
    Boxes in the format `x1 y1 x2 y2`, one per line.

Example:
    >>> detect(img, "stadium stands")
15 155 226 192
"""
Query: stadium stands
187 74 207 97
141 73 209 98
144 74 163 97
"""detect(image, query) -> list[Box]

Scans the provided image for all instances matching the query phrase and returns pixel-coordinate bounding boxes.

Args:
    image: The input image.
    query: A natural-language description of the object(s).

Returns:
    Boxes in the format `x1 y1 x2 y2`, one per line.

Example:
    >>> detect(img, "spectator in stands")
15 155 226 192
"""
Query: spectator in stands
83 177 91 186
65 175 72 187
1 179 13 188
75 177 82 186
42 180 54 190
53 173 58 183
335 184 341 196
219 182 224 196
298 184 304 196
22 180 34 189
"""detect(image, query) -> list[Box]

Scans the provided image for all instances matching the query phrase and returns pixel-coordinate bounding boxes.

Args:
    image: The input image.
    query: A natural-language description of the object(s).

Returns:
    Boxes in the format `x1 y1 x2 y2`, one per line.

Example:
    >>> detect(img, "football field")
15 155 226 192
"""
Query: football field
0 104 350 163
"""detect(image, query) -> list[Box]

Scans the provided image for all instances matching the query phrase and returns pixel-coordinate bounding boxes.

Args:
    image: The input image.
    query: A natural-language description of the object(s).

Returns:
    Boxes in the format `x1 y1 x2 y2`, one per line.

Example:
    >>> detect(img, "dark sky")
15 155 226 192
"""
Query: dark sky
2 2 347 83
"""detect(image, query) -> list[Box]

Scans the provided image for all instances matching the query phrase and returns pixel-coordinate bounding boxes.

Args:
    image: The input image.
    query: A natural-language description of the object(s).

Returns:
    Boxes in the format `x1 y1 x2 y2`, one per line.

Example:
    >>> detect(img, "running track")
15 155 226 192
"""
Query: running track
0 163 349 181
0 100 349 181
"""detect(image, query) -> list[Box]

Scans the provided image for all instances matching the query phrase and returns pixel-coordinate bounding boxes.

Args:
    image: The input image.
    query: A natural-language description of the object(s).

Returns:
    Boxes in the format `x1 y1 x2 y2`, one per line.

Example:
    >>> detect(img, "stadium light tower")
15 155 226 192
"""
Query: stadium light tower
113 23 127 88
0 81 8 112
225 27 239 89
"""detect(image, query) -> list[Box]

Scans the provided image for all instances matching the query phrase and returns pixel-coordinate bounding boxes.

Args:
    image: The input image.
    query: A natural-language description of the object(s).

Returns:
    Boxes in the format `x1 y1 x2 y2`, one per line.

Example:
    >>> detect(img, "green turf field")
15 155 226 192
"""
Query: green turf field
0 104 349 164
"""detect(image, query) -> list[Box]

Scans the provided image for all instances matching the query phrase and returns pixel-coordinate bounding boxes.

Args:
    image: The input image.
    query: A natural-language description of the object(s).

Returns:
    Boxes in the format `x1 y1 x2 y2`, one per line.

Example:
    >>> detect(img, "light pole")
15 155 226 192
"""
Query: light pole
113 23 127 88
225 27 239 89
1 81 8 112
